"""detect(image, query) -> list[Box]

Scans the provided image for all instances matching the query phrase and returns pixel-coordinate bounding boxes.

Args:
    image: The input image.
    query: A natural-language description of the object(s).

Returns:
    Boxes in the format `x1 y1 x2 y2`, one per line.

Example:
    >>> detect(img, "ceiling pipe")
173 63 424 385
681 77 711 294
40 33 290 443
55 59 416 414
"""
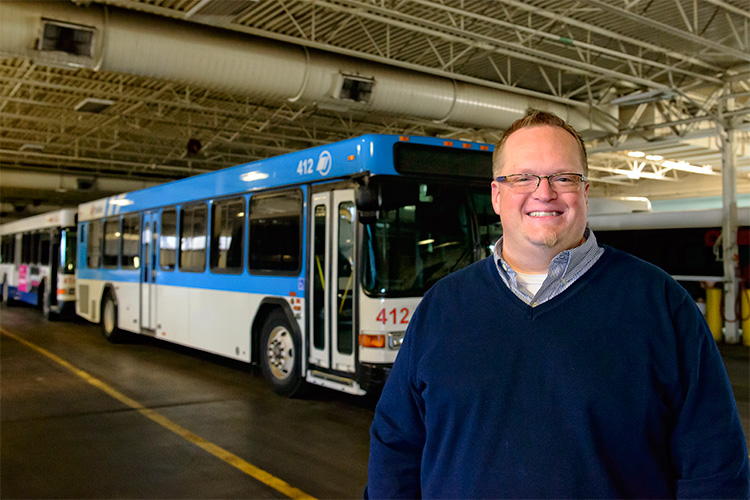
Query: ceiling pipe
0 1 614 136
0 168 160 193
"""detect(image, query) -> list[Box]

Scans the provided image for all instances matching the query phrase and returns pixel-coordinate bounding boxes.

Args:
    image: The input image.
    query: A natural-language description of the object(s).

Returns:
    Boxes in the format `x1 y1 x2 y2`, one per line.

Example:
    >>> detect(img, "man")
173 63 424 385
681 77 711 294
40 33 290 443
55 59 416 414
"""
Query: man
364 110 749 498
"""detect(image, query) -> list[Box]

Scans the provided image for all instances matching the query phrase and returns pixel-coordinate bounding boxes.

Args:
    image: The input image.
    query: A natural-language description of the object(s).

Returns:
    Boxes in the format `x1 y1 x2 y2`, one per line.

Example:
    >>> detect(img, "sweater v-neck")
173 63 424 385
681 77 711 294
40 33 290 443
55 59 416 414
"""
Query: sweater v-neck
485 246 614 319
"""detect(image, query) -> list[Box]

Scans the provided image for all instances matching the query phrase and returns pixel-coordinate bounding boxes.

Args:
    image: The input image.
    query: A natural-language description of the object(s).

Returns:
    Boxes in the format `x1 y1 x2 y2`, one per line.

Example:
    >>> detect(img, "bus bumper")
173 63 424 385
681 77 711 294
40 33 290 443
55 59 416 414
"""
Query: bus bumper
359 362 392 392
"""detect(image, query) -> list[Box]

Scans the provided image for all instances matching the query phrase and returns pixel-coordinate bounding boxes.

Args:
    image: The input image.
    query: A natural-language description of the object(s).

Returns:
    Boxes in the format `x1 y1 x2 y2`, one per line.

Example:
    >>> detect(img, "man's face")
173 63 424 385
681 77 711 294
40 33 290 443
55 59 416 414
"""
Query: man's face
491 125 589 261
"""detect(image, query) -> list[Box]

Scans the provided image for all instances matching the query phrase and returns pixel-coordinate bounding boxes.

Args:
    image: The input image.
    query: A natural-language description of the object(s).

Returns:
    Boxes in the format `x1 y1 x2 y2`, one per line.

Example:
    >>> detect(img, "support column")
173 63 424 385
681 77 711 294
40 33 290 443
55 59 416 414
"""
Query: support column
720 118 739 343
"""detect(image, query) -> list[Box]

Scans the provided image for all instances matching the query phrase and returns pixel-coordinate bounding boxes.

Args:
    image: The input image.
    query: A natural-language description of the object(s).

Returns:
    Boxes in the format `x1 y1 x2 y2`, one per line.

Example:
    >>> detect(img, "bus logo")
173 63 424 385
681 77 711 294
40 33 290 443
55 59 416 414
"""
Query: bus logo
316 151 332 176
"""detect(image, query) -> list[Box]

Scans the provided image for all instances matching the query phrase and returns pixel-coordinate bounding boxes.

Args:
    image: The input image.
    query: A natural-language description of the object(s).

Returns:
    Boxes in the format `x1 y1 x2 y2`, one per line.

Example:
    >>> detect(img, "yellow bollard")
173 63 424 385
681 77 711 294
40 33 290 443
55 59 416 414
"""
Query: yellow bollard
741 288 750 347
705 287 723 342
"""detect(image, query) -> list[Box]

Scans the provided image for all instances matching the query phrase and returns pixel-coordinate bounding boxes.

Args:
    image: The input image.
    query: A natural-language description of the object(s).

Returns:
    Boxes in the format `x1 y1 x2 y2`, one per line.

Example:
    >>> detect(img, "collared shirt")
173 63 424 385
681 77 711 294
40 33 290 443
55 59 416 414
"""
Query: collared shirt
493 228 604 307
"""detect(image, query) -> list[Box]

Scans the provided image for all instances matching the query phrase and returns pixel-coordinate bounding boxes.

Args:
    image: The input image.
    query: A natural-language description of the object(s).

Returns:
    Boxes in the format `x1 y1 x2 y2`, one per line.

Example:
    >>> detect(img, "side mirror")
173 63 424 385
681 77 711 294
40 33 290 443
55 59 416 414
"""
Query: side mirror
356 182 380 224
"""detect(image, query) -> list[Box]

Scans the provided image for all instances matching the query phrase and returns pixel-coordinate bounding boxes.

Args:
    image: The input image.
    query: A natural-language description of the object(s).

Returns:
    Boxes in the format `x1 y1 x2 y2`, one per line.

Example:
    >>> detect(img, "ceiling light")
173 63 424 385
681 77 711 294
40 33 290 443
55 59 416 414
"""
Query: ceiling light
661 160 715 175
613 169 665 180
645 154 663 161
74 98 114 113
19 143 44 152
627 151 646 158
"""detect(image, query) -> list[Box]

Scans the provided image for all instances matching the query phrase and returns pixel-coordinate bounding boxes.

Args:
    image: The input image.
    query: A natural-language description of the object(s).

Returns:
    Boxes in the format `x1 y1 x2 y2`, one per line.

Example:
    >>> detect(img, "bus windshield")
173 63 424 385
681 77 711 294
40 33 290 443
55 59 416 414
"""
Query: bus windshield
60 228 77 274
361 177 501 297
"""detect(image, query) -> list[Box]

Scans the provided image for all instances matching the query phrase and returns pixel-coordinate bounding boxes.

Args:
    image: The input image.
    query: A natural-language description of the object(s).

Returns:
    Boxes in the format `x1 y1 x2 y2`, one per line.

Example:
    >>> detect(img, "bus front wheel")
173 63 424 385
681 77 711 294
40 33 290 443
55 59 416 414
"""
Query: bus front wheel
260 310 304 397
101 293 125 343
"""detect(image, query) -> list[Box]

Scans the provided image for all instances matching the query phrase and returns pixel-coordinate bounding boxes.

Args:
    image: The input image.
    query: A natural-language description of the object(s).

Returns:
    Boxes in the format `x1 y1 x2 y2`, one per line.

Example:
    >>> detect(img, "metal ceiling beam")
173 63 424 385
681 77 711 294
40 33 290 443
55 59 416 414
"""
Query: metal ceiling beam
495 0 725 72
704 0 750 21
384 0 723 85
583 0 750 61
308 0 700 92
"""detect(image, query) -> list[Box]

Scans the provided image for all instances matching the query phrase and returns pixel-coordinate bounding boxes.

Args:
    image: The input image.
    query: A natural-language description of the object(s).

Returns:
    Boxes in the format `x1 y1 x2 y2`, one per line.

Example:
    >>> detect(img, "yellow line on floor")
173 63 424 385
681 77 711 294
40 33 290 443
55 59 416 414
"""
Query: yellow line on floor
0 327 317 500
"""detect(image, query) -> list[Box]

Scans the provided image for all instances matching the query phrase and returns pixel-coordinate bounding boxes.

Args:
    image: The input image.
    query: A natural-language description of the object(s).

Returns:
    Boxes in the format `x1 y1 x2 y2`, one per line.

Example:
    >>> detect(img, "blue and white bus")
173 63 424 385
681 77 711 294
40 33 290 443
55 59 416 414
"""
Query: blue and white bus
75 134 500 396
0 208 78 319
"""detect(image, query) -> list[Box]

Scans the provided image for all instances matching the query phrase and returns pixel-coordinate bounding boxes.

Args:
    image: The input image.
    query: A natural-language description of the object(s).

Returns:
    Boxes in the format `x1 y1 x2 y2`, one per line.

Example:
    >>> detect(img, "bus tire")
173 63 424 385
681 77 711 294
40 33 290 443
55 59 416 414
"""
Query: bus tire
41 281 57 321
260 309 304 397
101 292 126 343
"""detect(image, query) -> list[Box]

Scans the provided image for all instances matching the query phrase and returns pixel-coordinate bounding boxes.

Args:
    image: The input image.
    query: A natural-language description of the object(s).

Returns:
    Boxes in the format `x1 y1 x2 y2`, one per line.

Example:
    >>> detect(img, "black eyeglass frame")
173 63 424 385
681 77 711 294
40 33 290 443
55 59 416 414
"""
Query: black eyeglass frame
495 173 588 190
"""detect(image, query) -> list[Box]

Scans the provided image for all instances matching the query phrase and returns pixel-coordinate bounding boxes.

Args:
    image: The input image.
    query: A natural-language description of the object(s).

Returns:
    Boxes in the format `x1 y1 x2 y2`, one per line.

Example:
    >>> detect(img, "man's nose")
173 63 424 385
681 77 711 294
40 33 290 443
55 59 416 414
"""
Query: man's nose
532 177 557 200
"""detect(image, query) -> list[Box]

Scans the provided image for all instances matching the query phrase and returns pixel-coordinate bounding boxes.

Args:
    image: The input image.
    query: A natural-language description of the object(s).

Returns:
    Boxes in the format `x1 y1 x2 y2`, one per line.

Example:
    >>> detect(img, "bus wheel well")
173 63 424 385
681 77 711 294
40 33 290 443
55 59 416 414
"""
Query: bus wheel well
101 284 117 302
251 301 296 365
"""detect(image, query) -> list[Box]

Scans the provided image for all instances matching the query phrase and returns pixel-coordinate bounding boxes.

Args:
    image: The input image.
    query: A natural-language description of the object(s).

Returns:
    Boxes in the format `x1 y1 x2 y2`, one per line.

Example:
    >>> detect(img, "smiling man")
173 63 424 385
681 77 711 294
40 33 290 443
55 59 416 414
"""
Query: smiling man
492 121 589 272
364 110 749 499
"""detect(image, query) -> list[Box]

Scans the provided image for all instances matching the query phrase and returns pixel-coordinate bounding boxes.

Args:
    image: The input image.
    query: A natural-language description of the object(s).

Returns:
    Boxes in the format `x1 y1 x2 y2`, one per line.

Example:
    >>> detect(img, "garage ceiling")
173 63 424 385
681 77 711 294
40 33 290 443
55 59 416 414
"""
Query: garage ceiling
1 0 749 222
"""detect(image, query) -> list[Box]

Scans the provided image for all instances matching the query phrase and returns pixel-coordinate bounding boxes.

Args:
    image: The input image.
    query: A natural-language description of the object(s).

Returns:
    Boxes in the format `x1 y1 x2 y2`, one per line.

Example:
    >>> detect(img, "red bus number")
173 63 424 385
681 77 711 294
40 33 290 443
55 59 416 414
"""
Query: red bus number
376 307 410 325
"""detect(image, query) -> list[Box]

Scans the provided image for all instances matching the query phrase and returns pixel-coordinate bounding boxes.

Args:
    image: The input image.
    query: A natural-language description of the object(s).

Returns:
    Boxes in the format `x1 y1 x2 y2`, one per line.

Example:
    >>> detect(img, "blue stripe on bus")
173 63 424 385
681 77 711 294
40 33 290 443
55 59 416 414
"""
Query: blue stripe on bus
76 268 304 297
8 286 39 306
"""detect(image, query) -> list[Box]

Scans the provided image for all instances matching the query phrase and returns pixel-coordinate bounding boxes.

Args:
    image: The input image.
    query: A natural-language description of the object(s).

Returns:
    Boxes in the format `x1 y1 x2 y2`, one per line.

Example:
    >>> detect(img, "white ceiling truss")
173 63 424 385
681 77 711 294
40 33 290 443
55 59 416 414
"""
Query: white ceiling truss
1 0 749 220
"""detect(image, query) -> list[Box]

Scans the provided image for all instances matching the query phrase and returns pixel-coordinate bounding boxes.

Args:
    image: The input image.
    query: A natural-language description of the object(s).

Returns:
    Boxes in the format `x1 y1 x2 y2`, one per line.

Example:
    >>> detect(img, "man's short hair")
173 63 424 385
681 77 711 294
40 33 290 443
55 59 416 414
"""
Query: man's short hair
492 110 588 178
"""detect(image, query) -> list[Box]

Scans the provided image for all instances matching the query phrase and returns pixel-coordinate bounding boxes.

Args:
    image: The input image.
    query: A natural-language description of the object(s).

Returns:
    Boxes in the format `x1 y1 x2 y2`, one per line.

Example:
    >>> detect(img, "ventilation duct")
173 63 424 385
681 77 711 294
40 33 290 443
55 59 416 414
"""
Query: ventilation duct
0 169 159 193
0 1 614 135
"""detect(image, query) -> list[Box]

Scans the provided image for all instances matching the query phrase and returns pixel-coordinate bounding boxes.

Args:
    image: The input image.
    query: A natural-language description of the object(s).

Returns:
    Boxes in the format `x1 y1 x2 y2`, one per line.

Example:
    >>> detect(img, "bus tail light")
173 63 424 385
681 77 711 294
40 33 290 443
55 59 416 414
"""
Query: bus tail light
359 334 385 348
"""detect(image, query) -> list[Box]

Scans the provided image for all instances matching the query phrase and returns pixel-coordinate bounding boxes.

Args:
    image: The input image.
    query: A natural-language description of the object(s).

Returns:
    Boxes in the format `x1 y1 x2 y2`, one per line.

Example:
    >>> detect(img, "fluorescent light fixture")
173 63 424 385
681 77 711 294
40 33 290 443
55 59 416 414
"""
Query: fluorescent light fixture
418 238 435 245
240 171 269 182
613 169 665 180
19 143 44 152
627 151 646 158
75 98 114 113
622 197 653 211
661 160 715 175
645 154 663 161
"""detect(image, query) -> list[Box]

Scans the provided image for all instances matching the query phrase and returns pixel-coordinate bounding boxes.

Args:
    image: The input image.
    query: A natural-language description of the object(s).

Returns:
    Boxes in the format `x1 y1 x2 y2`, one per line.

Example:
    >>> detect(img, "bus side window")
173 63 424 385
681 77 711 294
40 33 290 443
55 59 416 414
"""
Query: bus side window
39 230 51 266
121 214 140 270
248 190 302 274
30 231 40 265
0 234 13 263
21 232 31 264
87 221 103 269
160 208 177 271
102 218 120 268
179 203 207 272
210 197 245 274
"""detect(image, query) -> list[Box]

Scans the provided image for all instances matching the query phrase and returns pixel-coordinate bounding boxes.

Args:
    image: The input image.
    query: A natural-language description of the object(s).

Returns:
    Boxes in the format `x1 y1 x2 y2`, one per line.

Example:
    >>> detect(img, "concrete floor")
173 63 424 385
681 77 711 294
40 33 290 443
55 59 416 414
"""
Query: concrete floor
1 304 375 499
1 304 749 499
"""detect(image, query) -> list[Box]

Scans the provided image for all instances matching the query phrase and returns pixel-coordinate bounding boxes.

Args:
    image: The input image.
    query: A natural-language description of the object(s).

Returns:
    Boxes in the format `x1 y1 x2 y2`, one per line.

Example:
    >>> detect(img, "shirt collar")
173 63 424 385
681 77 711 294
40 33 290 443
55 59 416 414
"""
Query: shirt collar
493 228 598 286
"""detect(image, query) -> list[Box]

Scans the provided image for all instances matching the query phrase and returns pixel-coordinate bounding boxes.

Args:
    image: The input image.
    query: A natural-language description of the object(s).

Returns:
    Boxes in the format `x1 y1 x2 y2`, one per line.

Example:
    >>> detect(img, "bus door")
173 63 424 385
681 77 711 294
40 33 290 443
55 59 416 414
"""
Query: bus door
309 189 356 374
48 229 60 309
140 211 158 331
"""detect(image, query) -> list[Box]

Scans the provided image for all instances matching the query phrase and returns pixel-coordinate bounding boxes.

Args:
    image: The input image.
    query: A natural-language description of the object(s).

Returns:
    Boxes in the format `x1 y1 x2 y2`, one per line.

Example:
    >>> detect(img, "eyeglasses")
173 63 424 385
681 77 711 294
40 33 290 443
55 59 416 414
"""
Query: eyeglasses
495 173 587 193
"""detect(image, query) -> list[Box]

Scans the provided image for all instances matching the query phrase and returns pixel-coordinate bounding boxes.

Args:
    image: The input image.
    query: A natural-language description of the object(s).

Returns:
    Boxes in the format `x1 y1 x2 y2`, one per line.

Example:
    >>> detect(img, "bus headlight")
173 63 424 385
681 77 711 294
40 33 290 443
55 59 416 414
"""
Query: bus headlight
359 331 405 350
388 331 405 350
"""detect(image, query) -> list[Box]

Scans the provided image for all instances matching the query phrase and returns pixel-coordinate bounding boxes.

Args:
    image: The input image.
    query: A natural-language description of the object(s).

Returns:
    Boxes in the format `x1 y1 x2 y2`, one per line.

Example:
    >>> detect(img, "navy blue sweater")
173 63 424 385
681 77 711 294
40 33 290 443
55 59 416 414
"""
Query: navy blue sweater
365 247 749 499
